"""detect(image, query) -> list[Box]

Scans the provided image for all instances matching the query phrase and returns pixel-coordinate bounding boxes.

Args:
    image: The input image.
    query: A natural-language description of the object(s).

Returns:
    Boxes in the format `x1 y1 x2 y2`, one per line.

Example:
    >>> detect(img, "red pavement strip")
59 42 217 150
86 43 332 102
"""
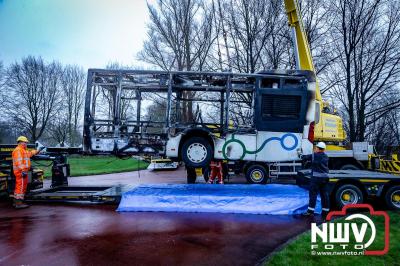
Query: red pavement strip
0 169 312 266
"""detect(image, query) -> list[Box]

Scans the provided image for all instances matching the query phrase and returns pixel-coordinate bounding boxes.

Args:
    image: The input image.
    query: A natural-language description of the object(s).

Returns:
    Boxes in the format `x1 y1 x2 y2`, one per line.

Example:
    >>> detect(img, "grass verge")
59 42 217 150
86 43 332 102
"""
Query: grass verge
266 211 399 265
33 155 149 177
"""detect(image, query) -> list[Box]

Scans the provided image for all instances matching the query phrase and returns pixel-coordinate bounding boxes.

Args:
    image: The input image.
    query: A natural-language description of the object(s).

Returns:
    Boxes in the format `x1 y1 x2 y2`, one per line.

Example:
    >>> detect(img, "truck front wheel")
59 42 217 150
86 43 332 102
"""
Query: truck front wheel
181 137 212 168
245 165 269 184
335 184 364 208
384 185 400 210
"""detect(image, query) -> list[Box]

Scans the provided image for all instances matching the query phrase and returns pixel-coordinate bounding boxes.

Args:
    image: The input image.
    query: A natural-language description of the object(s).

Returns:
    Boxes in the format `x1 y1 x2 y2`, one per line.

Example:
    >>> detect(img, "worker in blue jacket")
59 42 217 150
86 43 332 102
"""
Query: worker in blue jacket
302 142 330 218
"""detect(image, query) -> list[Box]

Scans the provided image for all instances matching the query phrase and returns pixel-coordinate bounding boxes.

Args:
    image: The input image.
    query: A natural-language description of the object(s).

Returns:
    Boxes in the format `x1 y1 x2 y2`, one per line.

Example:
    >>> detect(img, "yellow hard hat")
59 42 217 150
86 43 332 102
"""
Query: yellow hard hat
17 136 29 143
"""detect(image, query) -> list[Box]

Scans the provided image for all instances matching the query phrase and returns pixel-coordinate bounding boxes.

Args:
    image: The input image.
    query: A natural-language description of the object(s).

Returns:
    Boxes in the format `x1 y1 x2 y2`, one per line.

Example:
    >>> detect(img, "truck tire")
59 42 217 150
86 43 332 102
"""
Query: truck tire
186 167 197 184
335 184 363 208
384 185 400 210
340 164 361 170
181 137 212 168
245 165 268 184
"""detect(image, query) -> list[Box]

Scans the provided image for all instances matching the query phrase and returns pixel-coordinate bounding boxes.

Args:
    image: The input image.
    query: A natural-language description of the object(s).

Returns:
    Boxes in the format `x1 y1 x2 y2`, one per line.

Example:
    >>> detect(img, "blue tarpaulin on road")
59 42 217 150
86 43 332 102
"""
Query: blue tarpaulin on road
117 184 321 215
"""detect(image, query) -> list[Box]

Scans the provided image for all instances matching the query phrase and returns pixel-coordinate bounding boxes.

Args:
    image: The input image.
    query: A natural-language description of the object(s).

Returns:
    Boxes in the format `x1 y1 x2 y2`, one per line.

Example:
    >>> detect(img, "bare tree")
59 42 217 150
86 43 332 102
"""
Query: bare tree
137 0 400 148
0 60 4 91
325 0 400 141
47 116 69 146
297 0 339 81
261 8 292 69
2 56 62 142
206 0 328 72
0 121 19 144
138 0 215 71
367 109 400 153
59 65 86 146
139 0 216 122
0 60 3 81
222 0 276 73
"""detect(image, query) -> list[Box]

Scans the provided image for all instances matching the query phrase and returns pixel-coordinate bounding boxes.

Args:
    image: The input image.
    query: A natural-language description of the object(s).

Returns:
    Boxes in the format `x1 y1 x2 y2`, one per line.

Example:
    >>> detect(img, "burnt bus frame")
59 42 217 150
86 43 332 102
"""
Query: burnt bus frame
83 69 315 154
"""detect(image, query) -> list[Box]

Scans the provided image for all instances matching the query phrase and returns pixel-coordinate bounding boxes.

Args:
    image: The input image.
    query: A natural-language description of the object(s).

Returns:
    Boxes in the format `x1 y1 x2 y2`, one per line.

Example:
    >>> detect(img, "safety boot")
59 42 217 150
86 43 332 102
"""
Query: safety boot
321 211 329 222
13 199 29 209
301 209 314 217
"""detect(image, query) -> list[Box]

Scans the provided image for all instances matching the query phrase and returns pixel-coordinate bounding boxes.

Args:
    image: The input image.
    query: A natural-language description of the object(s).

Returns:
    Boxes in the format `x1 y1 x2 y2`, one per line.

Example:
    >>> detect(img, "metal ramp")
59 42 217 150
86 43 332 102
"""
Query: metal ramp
25 185 135 204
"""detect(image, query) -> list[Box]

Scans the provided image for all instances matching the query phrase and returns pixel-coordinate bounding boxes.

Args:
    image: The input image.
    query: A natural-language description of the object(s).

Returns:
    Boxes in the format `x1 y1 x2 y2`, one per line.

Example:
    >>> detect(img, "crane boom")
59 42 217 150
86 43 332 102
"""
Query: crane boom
284 0 321 101
283 0 346 144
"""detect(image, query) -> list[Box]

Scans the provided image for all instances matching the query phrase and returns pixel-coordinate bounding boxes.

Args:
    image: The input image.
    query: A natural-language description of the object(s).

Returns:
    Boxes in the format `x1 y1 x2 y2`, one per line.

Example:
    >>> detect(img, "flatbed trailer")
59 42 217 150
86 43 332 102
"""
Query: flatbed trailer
297 169 400 210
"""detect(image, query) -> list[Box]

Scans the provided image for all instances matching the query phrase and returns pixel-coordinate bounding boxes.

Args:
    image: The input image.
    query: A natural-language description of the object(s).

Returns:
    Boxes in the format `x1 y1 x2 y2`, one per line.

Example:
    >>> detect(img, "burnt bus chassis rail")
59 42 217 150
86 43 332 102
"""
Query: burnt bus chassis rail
83 69 315 155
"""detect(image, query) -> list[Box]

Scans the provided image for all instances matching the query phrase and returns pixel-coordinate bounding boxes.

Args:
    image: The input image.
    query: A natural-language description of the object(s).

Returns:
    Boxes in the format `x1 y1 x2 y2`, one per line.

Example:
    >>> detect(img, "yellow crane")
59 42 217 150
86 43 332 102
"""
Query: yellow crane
284 0 346 148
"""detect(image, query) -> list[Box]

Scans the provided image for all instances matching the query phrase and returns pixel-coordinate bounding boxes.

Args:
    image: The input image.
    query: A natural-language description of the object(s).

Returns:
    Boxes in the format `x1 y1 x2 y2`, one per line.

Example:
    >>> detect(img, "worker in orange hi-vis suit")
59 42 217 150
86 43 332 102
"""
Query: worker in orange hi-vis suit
12 136 40 209
207 160 224 184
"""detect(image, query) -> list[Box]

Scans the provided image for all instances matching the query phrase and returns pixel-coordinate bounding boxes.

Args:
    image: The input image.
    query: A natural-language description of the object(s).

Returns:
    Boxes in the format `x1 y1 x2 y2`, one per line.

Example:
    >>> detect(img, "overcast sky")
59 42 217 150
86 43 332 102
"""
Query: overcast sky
0 0 152 70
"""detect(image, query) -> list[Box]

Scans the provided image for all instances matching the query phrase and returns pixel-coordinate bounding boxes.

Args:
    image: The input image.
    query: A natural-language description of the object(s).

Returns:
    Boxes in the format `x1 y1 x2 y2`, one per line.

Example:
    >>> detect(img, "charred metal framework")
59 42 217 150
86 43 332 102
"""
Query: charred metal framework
83 69 314 155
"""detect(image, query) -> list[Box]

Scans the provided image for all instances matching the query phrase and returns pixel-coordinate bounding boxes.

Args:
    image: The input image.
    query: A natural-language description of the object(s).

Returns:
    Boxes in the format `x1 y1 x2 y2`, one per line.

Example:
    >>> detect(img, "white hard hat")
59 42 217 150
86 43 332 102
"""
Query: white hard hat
316 142 326 149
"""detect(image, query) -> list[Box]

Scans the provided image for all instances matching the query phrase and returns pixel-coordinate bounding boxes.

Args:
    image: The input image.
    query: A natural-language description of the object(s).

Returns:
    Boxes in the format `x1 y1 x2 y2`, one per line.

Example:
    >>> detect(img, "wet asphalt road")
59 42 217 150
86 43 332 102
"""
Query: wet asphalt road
0 168 315 266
